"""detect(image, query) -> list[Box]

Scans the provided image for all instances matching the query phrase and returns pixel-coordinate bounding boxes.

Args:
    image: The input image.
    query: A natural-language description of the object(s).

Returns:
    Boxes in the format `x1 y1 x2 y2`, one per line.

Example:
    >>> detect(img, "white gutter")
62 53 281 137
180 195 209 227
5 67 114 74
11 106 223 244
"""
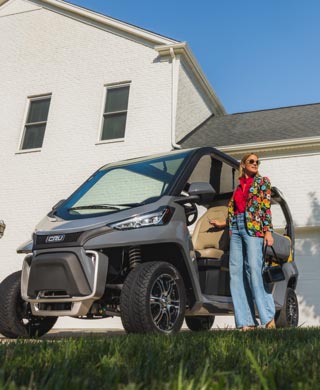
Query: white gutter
218 136 320 153
294 225 320 233
170 48 181 150
156 42 226 115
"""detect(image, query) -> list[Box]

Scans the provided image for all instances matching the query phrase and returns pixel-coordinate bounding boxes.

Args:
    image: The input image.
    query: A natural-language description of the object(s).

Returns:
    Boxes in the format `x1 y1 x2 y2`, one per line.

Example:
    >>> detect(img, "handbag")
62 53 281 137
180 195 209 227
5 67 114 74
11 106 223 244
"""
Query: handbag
262 244 285 284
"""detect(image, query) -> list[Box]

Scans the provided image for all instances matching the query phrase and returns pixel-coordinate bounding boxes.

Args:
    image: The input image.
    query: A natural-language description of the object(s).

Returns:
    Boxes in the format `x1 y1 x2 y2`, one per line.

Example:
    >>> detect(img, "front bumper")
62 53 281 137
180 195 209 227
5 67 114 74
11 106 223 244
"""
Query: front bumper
21 248 108 317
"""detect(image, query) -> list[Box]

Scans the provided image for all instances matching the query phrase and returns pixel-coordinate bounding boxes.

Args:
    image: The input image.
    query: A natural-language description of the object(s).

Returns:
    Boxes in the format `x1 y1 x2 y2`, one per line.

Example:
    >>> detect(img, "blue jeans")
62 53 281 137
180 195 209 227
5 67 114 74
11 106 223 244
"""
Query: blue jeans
229 213 275 328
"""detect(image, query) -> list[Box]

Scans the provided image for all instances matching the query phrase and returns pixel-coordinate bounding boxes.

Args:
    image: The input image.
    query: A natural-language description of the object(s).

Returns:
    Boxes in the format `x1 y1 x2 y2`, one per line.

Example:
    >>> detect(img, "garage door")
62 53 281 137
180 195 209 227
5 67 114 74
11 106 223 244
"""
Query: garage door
295 230 320 326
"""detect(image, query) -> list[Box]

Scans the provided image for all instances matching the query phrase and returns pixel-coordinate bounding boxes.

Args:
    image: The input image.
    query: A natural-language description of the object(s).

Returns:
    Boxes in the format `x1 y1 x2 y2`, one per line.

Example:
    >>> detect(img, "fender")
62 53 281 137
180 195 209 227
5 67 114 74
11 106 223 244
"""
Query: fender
17 239 33 254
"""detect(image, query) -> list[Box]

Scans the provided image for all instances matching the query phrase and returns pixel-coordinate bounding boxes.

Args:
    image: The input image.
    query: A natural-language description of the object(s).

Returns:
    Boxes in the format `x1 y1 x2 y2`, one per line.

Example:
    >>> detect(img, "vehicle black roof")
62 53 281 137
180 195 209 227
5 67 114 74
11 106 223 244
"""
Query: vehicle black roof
100 146 239 171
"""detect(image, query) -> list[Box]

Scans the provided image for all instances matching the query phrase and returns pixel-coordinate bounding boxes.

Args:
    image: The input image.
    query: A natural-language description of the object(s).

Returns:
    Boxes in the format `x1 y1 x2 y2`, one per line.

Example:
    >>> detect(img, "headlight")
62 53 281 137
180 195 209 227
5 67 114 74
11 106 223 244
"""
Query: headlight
109 207 173 230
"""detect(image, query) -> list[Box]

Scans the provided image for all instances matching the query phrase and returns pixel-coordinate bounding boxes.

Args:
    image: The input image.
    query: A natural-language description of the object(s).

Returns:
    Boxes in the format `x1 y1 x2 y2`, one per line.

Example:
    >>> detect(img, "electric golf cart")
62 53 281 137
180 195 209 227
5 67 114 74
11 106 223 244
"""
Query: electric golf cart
0 147 299 338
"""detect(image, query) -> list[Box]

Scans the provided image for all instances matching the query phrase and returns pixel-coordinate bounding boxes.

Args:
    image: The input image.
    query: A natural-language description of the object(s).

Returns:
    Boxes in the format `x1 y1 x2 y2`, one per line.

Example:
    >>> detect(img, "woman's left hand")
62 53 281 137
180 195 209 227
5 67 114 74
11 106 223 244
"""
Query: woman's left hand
209 219 227 229
264 231 274 246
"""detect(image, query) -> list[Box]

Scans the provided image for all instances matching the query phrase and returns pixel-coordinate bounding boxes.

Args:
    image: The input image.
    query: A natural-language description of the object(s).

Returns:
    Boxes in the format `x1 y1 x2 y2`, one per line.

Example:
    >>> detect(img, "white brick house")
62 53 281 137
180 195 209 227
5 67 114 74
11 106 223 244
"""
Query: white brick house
0 0 224 282
0 0 319 331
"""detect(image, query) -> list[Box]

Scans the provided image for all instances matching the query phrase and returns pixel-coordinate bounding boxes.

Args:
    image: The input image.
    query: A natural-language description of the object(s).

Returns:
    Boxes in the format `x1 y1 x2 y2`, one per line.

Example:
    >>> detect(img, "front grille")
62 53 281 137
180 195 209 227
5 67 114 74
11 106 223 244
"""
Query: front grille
37 290 70 299
34 232 83 247
37 302 73 311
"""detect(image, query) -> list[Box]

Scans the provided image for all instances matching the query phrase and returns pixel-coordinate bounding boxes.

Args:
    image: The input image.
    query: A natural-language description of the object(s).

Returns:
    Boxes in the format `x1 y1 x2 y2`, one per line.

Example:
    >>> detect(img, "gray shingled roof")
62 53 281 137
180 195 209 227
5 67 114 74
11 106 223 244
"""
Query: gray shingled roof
179 103 320 148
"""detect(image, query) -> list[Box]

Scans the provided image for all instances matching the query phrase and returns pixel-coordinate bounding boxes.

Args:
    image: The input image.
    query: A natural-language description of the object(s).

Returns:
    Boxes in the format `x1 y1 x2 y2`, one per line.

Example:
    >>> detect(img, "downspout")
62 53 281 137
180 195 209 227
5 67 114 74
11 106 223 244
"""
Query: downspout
170 47 181 149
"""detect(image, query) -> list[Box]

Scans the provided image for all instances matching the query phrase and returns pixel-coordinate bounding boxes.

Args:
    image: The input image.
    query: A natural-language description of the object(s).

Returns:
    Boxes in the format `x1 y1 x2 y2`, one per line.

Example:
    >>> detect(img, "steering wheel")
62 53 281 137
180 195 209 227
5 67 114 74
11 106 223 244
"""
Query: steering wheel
184 202 198 226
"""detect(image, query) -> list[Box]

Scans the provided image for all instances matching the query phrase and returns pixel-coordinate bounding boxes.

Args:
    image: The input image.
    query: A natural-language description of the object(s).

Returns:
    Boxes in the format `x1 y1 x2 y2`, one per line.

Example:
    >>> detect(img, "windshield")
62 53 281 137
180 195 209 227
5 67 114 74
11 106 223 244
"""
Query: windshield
55 151 190 220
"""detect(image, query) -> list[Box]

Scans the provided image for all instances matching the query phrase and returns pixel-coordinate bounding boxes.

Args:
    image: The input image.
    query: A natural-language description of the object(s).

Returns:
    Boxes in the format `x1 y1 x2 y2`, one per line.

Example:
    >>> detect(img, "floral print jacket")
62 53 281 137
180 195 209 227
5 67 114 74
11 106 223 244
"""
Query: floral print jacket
228 175 273 237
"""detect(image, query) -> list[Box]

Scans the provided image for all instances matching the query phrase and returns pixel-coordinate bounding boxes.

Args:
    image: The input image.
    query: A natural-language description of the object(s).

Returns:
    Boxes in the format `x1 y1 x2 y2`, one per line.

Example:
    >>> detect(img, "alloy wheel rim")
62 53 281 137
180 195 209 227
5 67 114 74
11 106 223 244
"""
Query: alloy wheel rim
149 273 180 332
287 295 298 326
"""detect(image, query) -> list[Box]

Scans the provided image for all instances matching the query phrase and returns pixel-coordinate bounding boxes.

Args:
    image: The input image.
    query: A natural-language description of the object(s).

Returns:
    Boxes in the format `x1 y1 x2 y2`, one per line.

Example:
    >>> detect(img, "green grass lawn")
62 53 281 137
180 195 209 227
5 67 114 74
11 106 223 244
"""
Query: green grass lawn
0 328 319 389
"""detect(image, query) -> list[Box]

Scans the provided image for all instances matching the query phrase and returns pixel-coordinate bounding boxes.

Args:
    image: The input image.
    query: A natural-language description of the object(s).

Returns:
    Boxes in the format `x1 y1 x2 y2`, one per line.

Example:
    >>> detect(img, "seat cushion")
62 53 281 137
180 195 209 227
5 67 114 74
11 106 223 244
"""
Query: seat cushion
195 248 224 259
192 206 229 260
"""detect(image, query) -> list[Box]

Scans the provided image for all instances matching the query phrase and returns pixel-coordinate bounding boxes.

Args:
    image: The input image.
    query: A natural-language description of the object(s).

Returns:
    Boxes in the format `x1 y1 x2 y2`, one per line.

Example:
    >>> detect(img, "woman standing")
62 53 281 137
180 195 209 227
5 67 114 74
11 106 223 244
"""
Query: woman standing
210 152 275 330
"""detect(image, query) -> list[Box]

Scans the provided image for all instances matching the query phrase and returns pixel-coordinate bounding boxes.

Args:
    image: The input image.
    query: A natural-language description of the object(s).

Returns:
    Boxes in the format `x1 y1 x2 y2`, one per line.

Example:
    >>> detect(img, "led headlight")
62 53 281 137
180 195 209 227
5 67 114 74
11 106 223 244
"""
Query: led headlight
109 207 173 230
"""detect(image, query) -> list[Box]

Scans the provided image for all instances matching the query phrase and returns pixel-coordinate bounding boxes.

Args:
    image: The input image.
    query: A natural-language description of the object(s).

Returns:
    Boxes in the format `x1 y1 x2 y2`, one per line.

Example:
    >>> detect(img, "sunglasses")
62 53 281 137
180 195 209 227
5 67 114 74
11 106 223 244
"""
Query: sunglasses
246 159 260 165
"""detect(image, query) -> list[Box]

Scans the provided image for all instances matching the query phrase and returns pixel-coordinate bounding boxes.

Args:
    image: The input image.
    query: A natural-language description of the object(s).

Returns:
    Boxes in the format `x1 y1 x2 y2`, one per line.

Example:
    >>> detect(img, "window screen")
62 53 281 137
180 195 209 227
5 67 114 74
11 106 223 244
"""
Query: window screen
101 85 130 140
21 96 51 150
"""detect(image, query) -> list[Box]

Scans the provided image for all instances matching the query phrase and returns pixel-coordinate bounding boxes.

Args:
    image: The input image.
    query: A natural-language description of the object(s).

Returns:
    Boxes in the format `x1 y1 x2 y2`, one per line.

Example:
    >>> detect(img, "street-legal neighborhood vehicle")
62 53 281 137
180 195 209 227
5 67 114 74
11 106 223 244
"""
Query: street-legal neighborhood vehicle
0 147 299 338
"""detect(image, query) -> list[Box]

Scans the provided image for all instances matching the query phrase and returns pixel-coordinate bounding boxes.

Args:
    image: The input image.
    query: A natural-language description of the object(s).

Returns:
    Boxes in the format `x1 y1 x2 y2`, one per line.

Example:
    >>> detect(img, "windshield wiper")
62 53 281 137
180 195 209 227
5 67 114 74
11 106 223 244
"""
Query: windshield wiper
68 203 141 211
68 204 122 211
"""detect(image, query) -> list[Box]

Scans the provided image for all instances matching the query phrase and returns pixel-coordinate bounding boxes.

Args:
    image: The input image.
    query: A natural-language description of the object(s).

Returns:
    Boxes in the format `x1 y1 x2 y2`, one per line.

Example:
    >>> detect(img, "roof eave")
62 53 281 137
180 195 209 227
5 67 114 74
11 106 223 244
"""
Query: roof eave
218 136 320 154
155 42 226 116
0 0 178 46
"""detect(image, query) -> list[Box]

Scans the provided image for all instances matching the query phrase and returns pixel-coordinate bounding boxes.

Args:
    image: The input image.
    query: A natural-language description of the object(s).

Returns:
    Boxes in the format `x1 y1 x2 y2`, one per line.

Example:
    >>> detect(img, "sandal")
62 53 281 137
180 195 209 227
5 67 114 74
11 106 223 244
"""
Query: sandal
241 326 256 331
266 319 276 329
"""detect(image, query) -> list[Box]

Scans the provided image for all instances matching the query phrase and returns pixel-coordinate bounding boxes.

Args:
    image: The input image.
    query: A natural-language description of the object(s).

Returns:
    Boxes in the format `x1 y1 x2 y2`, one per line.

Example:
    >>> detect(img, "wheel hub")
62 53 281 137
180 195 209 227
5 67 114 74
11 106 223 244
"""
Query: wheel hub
150 273 180 332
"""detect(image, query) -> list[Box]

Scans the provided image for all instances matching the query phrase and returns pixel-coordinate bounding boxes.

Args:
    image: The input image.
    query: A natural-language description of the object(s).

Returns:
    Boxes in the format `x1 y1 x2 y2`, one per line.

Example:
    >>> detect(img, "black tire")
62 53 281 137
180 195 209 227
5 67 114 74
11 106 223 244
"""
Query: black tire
120 262 186 334
0 271 58 338
275 287 299 328
185 316 215 331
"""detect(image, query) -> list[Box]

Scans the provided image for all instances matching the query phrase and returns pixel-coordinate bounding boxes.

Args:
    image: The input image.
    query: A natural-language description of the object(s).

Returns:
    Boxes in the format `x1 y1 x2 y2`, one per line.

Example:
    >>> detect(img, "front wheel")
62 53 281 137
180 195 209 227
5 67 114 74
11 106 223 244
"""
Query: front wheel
275 287 299 328
0 271 57 338
120 262 186 334
185 316 215 331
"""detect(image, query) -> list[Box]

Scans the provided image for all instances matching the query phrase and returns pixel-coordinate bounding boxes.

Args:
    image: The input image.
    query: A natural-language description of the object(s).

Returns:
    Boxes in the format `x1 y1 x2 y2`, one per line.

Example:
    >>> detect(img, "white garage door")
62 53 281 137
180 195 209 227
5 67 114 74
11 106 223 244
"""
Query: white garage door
295 230 320 326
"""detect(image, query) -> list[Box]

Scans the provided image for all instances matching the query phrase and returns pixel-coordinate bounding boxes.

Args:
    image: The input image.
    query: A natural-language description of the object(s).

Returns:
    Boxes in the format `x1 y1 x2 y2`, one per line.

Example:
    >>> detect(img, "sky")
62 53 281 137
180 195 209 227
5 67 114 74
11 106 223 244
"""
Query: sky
70 0 320 114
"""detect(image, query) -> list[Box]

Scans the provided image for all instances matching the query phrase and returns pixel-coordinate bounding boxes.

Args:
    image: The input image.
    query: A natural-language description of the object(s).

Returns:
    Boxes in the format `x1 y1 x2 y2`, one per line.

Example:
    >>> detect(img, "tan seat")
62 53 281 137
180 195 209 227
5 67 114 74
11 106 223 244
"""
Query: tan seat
192 206 229 259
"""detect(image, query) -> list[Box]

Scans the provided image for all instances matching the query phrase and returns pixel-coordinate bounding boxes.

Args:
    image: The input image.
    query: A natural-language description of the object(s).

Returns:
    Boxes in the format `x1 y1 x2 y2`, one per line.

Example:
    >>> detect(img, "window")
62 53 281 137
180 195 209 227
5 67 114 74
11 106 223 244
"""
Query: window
20 96 51 150
220 162 236 193
187 155 212 184
101 84 130 141
186 156 236 194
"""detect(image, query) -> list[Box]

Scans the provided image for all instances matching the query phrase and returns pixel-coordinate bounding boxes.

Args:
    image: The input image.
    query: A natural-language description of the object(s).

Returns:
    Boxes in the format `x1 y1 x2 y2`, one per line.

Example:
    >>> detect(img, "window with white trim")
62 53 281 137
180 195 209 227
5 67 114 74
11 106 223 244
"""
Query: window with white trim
101 84 130 141
20 95 51 150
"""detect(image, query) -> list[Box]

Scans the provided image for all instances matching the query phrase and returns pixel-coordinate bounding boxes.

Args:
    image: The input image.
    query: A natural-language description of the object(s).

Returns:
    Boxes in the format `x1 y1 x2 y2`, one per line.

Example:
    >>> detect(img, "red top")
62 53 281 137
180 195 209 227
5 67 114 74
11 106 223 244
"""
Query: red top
233 176 254 214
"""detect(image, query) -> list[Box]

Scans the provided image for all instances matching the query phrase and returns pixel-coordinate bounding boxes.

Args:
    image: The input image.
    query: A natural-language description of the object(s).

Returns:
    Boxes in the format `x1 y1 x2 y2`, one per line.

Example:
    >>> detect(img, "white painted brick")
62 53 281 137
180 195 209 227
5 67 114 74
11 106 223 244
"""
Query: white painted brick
0 1 211 283
260 154 320 227
176 61 212 141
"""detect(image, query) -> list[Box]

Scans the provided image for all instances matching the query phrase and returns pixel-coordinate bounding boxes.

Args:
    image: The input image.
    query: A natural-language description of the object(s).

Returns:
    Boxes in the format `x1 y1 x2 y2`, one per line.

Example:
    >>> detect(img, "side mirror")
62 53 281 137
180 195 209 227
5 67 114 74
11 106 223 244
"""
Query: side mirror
175 182 216 205
188 182 216 204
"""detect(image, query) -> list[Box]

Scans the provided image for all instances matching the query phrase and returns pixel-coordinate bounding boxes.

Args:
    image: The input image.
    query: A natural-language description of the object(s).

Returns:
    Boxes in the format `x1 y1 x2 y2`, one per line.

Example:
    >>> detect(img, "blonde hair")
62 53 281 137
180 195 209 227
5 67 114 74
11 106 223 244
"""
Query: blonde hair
239 152 260 178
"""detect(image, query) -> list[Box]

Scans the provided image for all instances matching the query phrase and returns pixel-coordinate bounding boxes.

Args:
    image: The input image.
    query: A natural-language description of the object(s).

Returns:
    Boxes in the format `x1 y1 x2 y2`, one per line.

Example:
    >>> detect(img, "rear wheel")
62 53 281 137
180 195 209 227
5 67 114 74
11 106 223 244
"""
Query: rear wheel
120 262 186 334
185 316 215 331
275 287 299 328
0 271 57 338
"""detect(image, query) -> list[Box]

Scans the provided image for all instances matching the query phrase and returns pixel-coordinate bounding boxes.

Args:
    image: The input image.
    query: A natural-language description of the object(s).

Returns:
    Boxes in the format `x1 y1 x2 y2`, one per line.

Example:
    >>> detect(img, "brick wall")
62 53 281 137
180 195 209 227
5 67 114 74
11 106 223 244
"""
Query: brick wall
0 3 174 276
259 154 320 228
176 61 212 141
